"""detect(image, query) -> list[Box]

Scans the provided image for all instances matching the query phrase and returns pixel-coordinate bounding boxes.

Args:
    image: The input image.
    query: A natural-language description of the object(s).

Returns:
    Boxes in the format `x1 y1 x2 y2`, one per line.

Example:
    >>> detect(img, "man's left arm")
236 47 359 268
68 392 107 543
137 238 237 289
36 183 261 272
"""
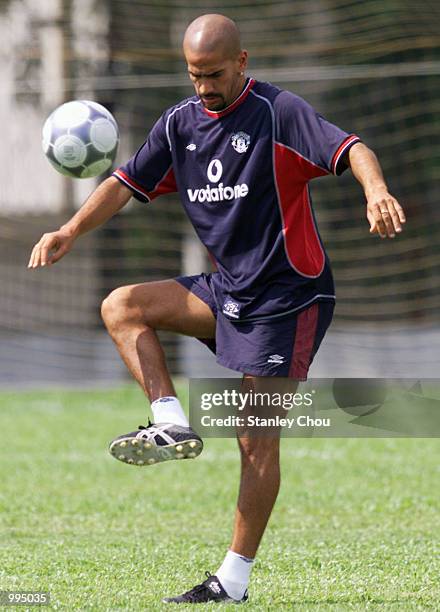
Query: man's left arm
345 142 406 239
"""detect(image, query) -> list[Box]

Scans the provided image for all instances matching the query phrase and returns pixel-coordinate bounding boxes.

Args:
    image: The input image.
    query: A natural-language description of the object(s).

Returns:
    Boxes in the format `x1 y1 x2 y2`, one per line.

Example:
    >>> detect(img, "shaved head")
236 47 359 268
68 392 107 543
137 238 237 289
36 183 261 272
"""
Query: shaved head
183 14 241 60
183 14 248 111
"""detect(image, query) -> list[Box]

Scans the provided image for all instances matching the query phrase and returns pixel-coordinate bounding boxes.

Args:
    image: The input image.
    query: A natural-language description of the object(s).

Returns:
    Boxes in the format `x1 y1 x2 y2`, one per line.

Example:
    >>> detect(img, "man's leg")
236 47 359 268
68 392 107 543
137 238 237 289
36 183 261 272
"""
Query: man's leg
101 279 216 401
163 301 332 603
214 376 298 600
102 279 216 465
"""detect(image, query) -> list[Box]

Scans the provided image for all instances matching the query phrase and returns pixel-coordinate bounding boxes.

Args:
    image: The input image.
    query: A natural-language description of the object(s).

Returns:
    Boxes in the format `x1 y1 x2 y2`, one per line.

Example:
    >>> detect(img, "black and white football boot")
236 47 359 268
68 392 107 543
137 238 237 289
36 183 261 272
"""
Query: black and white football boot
108 420 203 467
163 572 248 604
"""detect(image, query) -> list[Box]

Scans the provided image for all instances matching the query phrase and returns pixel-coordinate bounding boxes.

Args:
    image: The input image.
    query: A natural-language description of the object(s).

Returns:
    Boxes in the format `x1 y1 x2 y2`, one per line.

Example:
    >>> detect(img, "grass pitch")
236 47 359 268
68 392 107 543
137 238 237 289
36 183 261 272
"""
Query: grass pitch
0 384 438 610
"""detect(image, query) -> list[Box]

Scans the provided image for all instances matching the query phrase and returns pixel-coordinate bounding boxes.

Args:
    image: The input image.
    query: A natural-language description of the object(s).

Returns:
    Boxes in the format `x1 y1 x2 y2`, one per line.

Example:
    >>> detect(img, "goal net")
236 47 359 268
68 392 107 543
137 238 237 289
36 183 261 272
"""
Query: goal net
0 0 439 384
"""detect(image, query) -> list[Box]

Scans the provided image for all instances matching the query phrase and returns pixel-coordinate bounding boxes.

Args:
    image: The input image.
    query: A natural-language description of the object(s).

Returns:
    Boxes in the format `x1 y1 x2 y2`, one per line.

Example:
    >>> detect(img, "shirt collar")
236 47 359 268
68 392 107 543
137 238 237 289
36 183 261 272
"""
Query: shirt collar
202 78 256 119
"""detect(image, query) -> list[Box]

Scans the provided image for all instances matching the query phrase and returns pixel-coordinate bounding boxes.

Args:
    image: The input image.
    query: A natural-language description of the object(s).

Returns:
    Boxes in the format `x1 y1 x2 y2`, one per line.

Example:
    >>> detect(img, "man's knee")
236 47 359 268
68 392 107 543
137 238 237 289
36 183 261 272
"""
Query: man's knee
101 285 142 330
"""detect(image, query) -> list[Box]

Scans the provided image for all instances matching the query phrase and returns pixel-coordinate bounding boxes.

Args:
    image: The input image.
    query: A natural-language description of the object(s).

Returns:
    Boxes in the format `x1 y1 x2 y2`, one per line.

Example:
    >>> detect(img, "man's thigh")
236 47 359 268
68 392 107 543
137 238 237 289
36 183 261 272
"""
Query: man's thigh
120 279 216 339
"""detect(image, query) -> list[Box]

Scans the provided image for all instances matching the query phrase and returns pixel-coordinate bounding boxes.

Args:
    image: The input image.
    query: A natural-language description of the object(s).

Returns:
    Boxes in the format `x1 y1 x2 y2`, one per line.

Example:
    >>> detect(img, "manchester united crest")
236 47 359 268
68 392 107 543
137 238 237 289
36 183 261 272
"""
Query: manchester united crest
231 131 250 153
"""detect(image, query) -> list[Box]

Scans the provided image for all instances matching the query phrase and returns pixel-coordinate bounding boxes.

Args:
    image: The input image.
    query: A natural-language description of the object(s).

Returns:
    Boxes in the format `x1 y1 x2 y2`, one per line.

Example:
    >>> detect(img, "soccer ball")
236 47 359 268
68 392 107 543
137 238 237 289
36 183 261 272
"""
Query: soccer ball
42 100 119 178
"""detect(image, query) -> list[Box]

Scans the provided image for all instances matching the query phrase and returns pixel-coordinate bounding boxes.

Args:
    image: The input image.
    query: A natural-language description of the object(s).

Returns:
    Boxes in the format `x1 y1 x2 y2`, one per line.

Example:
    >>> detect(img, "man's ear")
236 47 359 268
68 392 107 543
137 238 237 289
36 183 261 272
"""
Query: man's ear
239 50 248 71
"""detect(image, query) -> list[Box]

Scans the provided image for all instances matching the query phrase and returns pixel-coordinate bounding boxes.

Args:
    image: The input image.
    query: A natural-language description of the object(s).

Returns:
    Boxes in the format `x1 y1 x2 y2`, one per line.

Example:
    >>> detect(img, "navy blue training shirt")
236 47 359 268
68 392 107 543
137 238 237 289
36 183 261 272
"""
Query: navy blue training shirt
113 78 360 322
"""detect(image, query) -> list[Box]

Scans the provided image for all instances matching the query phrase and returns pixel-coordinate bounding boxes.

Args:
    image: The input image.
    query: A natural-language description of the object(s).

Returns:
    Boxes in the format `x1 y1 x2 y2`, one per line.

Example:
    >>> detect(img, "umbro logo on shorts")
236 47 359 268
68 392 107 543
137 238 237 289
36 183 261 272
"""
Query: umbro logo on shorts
222 299 240 318
267 354 285 364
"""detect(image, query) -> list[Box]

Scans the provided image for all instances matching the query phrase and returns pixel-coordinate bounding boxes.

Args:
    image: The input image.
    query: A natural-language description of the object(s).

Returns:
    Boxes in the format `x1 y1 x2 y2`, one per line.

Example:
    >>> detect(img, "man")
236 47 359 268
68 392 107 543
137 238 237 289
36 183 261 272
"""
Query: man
29 13 405 605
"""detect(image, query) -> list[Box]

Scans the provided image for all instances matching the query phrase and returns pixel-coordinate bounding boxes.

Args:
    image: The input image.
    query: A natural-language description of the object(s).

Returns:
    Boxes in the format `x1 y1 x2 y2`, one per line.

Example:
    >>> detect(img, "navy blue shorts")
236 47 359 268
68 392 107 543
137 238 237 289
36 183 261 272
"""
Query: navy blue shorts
176 273 334 380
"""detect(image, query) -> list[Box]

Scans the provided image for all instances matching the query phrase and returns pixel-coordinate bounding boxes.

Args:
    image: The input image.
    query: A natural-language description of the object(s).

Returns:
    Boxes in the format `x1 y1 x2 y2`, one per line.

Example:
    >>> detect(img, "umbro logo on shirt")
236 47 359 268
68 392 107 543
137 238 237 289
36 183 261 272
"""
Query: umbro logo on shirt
186 143 197 151
267 354 285 364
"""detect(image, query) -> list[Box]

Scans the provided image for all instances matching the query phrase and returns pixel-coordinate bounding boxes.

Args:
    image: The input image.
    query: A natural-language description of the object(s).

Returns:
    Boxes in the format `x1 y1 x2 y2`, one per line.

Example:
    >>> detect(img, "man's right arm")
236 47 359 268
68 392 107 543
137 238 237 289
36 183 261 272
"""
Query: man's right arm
28 176 132 268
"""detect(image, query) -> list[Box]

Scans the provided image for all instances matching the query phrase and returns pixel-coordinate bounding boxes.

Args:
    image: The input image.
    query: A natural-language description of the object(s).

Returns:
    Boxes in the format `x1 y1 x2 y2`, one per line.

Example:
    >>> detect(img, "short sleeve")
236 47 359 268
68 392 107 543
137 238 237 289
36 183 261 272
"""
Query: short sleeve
112 113 177 203
274 91 361 179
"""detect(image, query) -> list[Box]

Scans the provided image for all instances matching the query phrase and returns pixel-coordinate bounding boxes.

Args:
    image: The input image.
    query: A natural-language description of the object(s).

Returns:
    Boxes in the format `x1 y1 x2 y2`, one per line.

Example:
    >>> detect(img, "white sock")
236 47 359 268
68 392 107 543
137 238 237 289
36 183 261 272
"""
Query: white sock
216 550 254 601
151 396 189 428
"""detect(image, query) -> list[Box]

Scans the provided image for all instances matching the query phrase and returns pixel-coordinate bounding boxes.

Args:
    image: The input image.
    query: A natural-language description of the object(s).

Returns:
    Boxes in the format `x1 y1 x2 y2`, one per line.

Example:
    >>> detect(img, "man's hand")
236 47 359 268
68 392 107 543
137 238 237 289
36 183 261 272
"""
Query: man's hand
366 189 406 239
28 228 77 268
27 177 132 270
347 143 406 239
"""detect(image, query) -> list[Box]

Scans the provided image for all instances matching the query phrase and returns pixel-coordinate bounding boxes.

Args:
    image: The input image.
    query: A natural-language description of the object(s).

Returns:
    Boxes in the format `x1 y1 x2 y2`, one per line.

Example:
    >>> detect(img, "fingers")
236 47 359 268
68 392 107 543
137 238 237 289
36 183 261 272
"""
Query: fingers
40 238 56 267
28 244 37 268
394 200 406 224
28 234 60 268
28 241 45 268
367 209 378 234
49 244 69 264
368 196 406 239
372 205 391 238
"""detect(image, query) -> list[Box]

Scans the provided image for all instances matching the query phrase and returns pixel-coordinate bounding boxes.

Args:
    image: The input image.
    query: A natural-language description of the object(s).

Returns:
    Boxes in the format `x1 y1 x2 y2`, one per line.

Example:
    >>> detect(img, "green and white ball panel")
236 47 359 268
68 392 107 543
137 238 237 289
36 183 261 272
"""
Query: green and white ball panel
90 118 118 153
53 135 88 167
47 157 77 178
80 159 113 178
52 101 91 129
